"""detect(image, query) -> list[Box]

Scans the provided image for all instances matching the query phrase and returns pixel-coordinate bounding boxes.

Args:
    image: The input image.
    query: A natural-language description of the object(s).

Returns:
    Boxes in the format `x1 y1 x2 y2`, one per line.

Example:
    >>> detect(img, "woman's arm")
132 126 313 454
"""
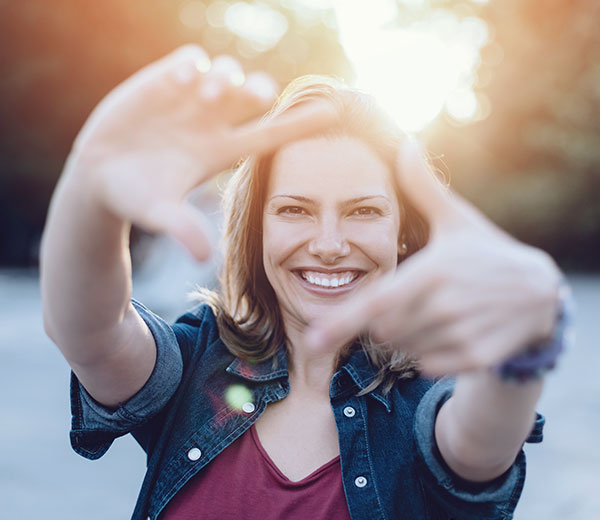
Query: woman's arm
41 154 156 408
41 45 334 408
434 373 543 482
306 138 564 480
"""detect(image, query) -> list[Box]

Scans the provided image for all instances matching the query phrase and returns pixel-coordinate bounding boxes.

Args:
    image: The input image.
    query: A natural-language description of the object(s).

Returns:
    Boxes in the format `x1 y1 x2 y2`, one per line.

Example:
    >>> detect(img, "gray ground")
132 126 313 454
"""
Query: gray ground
1 239 598 519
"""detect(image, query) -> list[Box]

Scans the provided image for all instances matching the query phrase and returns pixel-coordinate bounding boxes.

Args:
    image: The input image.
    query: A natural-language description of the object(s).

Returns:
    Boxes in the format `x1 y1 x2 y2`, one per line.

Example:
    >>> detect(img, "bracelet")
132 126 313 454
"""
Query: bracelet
493 282 575 383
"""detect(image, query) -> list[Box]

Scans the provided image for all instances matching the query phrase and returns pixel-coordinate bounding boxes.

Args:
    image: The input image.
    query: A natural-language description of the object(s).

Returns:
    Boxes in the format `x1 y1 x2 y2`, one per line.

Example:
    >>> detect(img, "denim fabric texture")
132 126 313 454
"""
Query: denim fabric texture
69 300 544 520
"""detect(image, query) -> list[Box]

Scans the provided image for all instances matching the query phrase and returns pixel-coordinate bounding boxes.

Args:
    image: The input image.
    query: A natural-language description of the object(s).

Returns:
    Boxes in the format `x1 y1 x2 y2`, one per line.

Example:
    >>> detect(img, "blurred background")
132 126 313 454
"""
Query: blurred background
0 0 598 518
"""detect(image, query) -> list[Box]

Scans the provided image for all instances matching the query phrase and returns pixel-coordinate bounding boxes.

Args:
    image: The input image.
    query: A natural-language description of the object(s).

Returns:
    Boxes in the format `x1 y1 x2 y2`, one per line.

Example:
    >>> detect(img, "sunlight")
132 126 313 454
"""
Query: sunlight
331 0 489 132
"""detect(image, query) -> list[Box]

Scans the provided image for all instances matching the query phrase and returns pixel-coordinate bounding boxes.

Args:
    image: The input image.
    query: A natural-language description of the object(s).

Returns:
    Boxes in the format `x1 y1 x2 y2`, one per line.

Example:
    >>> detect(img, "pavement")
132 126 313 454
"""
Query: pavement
1 245 599 519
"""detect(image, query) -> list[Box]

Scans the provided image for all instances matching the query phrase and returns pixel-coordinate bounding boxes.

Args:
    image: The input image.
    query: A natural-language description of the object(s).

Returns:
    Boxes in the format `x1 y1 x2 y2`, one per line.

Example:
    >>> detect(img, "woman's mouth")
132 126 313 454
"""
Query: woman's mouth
293 269 364 292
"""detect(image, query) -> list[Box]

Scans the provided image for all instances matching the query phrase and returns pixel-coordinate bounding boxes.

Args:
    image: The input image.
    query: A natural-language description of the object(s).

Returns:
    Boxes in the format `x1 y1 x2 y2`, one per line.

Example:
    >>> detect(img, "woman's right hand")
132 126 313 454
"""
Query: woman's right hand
68 45 333 260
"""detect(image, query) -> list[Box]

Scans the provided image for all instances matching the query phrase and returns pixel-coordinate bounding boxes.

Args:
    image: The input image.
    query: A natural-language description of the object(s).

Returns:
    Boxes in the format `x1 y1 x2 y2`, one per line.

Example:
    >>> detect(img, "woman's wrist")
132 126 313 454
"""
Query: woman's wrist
493 282 574 383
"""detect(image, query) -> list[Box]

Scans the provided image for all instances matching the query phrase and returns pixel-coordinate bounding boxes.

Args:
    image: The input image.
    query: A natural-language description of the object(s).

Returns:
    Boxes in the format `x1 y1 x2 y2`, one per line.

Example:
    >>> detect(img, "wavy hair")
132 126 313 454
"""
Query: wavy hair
196 75 430 393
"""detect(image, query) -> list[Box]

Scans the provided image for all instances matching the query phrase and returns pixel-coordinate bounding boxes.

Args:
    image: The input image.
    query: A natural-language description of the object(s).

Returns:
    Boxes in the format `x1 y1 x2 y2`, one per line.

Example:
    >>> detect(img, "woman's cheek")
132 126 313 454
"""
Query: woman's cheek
347 221 399 265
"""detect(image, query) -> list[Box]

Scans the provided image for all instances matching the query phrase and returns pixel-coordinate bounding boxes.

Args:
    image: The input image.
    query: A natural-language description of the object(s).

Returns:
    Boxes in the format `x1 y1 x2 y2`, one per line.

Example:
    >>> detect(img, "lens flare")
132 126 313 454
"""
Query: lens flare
331 0 489 131
225 384 254 411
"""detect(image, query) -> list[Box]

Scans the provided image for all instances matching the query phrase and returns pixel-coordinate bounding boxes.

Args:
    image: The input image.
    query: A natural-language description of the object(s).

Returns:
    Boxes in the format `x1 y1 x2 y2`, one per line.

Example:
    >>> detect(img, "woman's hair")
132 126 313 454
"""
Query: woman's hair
197 75 429 394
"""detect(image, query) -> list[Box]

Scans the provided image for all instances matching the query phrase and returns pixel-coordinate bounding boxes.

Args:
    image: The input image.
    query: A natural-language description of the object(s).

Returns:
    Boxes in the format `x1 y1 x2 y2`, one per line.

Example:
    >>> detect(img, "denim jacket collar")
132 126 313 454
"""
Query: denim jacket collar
225 344 392 413
338 348 393 413
225 346 289 382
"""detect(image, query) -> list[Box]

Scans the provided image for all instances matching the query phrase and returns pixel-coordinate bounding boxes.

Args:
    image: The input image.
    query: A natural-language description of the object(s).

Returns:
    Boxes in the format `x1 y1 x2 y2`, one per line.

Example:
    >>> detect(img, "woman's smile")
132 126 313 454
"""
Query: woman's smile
292 267 366 295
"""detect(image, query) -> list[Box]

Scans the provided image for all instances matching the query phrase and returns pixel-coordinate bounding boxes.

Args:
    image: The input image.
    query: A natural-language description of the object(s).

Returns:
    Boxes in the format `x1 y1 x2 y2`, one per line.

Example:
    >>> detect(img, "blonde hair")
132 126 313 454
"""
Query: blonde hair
197 76 429 393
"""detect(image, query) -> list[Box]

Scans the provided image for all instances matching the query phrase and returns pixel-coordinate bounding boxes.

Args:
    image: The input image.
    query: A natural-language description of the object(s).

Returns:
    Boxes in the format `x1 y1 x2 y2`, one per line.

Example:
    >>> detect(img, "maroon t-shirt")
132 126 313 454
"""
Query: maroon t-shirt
161 425 352 519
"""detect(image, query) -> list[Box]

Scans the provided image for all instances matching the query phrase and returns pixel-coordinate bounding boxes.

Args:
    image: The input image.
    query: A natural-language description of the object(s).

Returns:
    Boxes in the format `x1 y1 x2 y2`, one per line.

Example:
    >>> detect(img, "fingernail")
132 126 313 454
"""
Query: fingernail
229 71 245 87
195 55 211 74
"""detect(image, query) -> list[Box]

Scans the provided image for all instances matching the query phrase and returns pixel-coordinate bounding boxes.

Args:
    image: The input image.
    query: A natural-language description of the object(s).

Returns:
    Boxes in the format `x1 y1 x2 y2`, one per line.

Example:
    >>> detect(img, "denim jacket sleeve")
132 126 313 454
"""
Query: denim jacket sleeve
69 299 185 460
414 377 545 520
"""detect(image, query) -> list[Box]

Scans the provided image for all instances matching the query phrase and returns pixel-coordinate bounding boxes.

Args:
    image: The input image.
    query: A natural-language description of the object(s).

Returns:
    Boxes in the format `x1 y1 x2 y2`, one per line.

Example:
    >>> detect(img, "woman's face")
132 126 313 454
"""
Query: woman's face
262 135 401 333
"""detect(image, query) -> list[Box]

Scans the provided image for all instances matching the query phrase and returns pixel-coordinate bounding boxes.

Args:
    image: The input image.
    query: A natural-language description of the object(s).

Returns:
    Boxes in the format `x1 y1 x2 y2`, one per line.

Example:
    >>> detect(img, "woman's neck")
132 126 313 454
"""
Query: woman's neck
284 323 338 397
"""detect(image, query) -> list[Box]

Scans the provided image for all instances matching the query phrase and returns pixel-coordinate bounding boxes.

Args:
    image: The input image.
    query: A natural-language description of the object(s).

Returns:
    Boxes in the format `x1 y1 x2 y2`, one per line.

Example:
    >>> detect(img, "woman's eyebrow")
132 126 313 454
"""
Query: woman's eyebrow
268 195 315 204
343 195 391 205
269 195 391 204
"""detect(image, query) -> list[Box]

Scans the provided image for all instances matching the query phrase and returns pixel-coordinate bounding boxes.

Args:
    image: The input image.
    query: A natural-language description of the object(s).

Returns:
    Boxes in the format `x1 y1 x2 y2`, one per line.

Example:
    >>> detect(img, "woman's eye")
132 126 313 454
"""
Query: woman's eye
279 206 306 215
352 207 381 216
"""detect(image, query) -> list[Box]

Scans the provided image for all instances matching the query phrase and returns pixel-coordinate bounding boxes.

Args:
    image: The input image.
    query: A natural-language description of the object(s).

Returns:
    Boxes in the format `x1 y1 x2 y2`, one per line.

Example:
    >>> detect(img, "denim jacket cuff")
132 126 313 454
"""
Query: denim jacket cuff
414 377 545 519
69 299 183 460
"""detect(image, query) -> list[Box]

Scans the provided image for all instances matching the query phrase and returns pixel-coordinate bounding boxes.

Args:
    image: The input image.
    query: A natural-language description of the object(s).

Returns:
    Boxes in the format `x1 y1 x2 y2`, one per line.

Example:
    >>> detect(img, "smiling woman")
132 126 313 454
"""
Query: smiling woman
40 45 568 520
200 77 428 392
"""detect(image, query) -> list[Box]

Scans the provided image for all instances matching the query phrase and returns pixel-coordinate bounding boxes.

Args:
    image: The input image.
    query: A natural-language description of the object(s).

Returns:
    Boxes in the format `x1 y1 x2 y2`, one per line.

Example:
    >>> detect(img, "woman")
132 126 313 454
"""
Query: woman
41 45 568 519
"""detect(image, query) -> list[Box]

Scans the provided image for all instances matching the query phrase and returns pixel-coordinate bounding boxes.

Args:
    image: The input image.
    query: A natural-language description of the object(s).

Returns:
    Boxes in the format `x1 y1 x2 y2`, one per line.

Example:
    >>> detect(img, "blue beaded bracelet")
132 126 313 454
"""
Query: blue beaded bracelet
493 283 574 383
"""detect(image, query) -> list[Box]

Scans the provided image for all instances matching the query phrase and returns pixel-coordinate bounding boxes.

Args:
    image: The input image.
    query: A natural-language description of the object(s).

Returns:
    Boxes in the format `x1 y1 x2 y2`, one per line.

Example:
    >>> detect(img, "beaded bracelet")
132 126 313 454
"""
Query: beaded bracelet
493 283 575 383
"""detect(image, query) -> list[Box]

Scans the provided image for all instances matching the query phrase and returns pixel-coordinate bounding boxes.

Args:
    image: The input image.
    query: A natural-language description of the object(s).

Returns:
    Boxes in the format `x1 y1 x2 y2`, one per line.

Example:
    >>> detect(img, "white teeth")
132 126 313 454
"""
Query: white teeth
299 271 359 288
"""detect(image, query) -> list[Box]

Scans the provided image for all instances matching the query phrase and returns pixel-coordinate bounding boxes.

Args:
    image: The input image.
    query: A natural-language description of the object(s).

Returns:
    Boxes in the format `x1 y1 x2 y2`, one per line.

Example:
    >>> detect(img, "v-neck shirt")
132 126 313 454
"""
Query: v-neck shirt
160 424 352 519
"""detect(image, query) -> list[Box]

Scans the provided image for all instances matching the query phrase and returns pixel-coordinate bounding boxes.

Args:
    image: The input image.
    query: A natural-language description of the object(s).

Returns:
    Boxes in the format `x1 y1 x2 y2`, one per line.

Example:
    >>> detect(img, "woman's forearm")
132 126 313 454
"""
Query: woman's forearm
434 371 543 482
40 152 134 365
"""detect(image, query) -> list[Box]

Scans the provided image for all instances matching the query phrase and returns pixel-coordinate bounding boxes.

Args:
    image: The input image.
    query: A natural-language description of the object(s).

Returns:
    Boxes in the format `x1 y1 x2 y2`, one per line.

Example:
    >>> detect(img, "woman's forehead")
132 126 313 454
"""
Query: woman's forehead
269 135 396 197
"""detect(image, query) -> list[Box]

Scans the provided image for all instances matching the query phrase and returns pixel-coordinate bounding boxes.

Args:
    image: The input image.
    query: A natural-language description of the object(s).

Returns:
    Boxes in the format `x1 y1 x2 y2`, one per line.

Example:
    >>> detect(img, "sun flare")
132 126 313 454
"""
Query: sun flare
332 0 488 132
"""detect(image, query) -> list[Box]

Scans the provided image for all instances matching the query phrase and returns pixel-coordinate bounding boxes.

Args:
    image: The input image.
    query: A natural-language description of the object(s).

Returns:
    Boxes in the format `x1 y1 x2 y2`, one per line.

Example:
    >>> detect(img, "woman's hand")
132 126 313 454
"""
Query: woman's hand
306 139 562 376
68 45 334 260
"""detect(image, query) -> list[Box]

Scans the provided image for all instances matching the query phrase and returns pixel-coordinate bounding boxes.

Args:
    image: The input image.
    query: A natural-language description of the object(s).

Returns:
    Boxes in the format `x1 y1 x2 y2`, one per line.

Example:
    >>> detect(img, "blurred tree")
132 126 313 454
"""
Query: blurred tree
424 0 600 269
0 0 349 266
0 0 598 269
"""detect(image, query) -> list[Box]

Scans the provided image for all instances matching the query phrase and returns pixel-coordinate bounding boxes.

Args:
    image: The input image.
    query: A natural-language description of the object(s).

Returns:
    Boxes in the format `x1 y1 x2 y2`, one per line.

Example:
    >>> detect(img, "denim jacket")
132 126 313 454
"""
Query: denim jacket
69 300 544 520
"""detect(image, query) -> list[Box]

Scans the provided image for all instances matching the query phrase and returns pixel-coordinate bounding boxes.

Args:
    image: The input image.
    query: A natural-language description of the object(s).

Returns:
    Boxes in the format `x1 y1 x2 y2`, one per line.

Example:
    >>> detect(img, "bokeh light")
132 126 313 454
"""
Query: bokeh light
225 2 289 52
331 0 489 131
178 0 207 30
225 384 254 411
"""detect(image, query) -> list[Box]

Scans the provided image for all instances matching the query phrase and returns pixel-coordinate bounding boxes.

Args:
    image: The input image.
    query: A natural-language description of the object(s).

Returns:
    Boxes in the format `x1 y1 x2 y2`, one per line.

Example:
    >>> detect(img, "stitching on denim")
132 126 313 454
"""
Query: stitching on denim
225 362 288 381
498 453 526 518
357 396 386 520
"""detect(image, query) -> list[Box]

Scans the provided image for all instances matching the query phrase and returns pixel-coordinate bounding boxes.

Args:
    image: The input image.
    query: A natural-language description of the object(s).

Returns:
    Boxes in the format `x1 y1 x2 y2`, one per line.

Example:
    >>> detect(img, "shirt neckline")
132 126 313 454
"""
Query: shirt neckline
250 424 341 486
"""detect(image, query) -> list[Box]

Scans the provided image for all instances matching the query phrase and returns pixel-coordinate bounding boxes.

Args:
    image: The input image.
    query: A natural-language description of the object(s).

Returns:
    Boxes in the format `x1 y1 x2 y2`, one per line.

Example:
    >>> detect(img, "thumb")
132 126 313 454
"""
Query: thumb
397 139 473 233
149 201 214 261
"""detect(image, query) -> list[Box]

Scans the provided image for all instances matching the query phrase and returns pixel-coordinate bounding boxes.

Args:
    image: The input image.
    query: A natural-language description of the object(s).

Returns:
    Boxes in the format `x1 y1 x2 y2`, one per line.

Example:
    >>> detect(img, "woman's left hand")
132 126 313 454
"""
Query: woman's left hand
306 139 562 376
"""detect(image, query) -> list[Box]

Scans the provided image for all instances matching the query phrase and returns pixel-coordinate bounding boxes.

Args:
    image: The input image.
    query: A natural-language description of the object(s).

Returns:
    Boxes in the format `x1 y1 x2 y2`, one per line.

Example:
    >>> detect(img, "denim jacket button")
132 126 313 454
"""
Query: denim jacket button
354 475 368 488
343 406 356 417
187 447 202 461
242 402 255 413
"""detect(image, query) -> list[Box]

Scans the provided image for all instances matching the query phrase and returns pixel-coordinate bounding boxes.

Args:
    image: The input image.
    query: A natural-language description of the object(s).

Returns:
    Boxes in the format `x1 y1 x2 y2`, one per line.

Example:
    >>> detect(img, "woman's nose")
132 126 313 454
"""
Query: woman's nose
307 220 350 264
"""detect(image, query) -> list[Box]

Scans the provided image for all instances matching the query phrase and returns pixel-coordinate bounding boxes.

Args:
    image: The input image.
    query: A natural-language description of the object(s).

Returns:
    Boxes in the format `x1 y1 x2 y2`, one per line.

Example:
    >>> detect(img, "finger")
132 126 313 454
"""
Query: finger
381 286 493 351
147 201 214 261
397 139 483 233
305 255 432 351
218 72 279 127
224 100 338 163
199 54 246 101
77 45 211 148
243 72 279 105
304 285 389 352
417 313 532 377
138 45 211 92
418 349 469 377
170 53 211 87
